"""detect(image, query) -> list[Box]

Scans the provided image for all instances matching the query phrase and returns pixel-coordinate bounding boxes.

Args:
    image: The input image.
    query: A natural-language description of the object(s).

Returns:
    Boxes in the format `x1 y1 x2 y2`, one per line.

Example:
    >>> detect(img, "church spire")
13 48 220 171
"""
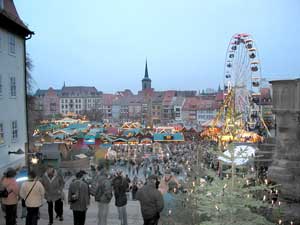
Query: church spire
142 58 152 91
145 59 149 78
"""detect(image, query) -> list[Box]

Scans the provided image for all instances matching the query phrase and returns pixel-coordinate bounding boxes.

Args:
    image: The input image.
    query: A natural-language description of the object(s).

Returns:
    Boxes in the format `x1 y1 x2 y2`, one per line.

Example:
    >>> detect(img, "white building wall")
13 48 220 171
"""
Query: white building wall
0 28 27 171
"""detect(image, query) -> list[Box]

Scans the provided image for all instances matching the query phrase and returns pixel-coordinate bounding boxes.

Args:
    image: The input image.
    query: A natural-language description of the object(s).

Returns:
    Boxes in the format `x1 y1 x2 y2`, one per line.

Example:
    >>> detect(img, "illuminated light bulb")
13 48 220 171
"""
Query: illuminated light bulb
247 194 250 198
278 219 282 224
290 221 294 225
246 180 249 185
251 167 254 172
215 205 219 211
275 190 278 195
31 157 39 165
192 181 195 187
168 210 172 215
186 198 189 202
264 179 268 185
263 195 266 201
278 201 281 206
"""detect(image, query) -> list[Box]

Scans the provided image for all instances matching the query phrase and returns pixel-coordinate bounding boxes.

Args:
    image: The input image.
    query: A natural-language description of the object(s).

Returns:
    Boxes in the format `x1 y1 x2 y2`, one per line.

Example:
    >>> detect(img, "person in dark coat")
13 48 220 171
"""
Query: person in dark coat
112 171 128 225
136 175 164 225
68 171 90 225
41 166 65 224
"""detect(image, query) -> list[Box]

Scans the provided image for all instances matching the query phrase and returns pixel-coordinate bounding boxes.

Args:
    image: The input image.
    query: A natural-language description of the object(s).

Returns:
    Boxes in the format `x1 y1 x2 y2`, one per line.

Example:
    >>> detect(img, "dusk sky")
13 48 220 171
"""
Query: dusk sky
16 0 300 93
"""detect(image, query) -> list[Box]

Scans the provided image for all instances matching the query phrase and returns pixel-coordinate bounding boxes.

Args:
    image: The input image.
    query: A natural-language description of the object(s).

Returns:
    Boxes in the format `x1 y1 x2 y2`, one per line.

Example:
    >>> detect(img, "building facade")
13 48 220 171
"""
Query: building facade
59 86 102 115
0 0 33 171
34 88 61 117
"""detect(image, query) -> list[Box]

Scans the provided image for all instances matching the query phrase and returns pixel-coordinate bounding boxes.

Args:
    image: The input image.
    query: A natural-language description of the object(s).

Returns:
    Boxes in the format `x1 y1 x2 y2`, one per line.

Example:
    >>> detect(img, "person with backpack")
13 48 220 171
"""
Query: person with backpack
112 170 129 225
94 170 113 225
20 170 45 225
0 168 19 225
41 165 65 225
68 171 90 225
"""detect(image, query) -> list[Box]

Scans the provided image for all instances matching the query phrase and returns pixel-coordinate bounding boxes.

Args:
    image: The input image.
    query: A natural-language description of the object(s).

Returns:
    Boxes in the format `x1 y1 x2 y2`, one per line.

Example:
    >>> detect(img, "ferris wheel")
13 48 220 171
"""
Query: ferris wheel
223 33 262 130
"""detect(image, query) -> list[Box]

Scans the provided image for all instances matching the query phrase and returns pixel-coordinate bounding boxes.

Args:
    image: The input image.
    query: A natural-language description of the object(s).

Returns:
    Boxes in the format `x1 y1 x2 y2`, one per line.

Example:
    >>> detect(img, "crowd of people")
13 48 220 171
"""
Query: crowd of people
0 141 217 225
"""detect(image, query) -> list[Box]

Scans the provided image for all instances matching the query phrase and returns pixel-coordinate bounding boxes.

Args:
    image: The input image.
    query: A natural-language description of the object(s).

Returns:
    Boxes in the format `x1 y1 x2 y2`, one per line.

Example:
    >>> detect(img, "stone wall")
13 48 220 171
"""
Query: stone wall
268 79 300 222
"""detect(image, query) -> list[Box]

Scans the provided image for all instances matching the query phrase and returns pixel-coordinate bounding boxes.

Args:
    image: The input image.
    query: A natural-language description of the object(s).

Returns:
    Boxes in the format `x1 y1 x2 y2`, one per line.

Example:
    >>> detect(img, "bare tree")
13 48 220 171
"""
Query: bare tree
26 54 42 145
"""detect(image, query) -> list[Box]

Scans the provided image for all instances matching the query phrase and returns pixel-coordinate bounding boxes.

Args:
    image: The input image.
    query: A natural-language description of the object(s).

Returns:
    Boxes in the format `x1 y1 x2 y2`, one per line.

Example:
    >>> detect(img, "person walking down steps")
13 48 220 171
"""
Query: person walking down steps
41 165 65 225
94 169 113 225
68 171 90 225
20 170 45 225
0 168 19 225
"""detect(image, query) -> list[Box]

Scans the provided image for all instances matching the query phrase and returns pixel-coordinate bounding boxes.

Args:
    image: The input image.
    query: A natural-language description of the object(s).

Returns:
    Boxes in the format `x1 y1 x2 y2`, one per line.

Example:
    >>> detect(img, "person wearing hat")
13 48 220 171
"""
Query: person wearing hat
40 165 65 224
68 171 90 225
136 175 164 225
1 168 19 225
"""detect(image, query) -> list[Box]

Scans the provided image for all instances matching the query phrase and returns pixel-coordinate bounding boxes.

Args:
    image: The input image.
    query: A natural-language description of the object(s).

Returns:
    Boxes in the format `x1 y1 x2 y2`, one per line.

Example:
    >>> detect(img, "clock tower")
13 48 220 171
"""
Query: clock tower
142 60 152 90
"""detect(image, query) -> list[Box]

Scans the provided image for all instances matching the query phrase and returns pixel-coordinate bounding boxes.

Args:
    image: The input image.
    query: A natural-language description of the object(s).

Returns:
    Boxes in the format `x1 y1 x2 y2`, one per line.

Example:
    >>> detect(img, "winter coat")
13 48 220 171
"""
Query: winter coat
95 176 113 204
1 177 19 205
41 171 64 201
112 176 128 207
161 192 176 217
68 179 90 211
20 180 45 208
90 170 106 196
136 181 164 220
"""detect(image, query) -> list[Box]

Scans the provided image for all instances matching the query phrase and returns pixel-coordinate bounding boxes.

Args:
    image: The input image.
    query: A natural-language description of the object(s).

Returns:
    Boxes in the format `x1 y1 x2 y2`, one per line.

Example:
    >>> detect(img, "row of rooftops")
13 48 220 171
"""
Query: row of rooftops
34 85 272 110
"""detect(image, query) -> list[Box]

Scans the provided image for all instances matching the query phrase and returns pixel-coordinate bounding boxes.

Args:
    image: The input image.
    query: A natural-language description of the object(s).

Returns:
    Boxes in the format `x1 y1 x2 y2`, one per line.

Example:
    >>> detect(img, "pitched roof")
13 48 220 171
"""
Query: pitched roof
103 94 116 105
34 88 61 97
61 86 98 97
0 0 33 36
182 97 201 111
163 90 176 106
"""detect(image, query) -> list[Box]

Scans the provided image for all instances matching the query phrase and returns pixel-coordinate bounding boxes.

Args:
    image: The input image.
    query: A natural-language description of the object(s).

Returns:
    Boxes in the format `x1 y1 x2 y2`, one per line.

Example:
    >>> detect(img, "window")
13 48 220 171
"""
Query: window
50 103 56 112
11 121 17 141
0 0 3 10
0 74 2 96
0 123 4 144
10 77 16 97
8 34 16 54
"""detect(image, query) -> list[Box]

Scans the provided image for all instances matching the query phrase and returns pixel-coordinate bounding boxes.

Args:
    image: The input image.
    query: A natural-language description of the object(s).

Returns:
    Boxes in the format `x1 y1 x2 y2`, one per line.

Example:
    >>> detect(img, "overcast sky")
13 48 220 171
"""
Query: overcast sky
16 0 300 93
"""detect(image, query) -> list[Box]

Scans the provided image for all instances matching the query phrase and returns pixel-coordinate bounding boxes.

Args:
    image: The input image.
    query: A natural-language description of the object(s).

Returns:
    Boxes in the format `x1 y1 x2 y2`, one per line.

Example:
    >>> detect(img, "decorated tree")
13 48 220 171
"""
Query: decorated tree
171 112 279 225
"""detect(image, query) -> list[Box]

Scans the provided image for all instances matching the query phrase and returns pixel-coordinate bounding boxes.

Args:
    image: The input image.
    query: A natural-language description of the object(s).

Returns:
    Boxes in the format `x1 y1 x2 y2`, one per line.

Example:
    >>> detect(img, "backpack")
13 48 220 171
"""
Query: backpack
95 179 113 203
70 180 81 203
0 188 9 198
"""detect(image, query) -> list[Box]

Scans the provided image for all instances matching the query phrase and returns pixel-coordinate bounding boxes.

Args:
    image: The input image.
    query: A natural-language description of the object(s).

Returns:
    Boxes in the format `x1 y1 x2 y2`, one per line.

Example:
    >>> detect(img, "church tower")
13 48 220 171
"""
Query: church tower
142 60 152 90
